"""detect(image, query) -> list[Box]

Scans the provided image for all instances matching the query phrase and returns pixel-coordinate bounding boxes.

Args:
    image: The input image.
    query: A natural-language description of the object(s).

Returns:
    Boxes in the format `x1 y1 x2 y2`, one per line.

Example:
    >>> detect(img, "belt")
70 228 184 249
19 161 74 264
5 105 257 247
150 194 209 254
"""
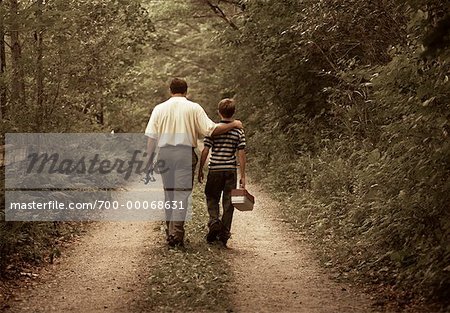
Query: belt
160 145 194 149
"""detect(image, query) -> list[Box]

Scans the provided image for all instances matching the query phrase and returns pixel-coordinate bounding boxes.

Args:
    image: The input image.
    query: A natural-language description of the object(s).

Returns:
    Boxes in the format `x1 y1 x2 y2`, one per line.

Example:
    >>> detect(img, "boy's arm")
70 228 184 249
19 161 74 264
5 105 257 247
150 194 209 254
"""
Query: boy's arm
238 149 246 188
198 146 210 183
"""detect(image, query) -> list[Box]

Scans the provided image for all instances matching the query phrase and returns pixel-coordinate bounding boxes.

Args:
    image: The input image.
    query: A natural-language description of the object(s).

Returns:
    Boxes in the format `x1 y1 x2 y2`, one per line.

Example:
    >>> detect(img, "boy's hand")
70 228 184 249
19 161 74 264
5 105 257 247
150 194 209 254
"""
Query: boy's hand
240 177 246 189
198 171 204 184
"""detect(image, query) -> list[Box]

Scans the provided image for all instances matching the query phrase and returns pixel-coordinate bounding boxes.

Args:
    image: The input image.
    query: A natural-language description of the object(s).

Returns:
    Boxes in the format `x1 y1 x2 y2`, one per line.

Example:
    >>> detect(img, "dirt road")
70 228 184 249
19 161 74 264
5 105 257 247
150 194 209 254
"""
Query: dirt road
4 183 380 313
229 185 378 312
4 221 156 313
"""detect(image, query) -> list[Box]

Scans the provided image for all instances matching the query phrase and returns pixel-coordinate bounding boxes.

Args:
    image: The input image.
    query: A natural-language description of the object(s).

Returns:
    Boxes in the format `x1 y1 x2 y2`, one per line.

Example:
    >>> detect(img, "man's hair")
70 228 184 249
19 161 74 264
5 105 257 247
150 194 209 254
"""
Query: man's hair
218 98 236 118
170 78 188 94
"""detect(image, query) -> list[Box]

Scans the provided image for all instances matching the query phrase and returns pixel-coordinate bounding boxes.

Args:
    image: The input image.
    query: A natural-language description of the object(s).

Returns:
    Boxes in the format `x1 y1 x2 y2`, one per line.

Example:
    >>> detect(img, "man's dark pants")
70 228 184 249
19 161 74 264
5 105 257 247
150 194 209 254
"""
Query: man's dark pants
205 170 237 237
158 146 198 243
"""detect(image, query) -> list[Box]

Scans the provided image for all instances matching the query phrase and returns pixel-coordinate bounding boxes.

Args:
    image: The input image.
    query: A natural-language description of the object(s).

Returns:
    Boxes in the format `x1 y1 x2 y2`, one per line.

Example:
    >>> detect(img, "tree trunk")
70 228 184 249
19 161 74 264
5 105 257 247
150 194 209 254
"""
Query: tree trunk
0 0 7 120
35 0 44 126
10 0 25 108
92 52 104 125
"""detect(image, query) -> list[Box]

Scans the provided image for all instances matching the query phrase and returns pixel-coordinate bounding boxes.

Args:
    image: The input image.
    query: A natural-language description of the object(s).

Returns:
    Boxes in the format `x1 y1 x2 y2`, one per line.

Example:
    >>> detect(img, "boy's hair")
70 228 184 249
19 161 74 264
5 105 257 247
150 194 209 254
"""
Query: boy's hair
218 98 236 118
170 78 188 94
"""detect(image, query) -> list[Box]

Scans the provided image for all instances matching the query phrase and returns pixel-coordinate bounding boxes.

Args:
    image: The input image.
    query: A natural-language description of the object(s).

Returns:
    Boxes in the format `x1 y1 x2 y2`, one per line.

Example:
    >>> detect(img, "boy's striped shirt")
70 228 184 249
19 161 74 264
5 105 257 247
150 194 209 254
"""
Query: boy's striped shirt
204 120 246 171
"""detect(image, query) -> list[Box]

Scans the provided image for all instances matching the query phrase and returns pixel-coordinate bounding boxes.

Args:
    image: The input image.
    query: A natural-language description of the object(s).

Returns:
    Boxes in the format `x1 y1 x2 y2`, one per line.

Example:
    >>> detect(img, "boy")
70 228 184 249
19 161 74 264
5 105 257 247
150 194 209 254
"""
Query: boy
198 98 246 246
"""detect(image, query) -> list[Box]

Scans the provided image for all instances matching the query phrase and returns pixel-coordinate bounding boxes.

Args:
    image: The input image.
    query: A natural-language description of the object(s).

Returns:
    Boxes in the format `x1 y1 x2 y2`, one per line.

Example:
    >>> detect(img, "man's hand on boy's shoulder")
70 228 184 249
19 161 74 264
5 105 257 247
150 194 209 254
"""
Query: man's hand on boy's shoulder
233 120 243 129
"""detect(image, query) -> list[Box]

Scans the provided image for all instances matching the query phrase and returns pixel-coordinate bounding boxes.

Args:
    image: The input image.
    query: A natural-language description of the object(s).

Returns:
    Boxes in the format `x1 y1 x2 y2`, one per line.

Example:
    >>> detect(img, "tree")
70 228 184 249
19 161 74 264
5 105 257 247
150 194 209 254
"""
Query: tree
9 0 25 109
0 0 6 120
34 0 44 127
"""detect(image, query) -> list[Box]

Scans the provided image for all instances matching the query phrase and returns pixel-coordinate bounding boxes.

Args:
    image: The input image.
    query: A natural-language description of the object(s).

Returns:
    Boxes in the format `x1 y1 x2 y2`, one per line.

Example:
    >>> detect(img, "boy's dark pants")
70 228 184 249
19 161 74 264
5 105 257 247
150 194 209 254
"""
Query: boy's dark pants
205 170 237 237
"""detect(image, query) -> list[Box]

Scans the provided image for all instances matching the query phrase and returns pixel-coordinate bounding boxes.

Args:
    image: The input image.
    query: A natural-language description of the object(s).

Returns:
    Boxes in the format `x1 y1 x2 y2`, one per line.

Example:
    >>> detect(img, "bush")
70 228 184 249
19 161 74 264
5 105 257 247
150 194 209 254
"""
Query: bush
215 0 450 305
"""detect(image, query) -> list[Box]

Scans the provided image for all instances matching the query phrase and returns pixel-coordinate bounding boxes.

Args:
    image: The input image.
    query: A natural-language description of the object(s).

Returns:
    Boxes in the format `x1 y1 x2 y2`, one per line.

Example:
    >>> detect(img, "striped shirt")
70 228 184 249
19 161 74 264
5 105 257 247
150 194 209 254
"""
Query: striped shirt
204 120 246 171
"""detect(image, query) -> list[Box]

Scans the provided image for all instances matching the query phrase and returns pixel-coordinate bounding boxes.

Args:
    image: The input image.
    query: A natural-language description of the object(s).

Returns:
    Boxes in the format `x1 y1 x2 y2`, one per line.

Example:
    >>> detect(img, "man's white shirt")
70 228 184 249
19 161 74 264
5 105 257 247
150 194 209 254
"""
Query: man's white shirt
145 96 217 148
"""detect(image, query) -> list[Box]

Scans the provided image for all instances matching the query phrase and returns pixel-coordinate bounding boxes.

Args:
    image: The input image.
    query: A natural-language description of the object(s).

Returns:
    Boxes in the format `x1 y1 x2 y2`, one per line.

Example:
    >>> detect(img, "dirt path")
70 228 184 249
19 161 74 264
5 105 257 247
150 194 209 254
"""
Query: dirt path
4 220 157 313
228 184 380 313
4 181 384 313
4 179 160 313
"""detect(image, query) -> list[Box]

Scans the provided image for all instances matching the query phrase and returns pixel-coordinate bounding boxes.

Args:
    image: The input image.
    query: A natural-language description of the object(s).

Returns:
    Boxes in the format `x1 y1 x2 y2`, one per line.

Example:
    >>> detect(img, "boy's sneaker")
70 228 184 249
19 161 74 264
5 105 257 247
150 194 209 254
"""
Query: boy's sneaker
206 220 223 243
219 232 231 247
219 237 228 247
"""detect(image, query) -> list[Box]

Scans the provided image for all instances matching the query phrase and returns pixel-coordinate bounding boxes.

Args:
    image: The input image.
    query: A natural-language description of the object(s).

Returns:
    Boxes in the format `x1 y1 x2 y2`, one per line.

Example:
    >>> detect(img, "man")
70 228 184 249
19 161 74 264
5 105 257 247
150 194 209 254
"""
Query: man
145 78 243 247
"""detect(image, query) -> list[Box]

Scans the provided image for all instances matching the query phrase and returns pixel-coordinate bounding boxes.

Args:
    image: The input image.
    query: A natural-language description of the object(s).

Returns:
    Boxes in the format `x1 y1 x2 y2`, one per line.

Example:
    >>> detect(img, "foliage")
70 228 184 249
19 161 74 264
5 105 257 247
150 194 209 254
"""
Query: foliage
0 0 155 133
206 0 450 306
0 0 154 276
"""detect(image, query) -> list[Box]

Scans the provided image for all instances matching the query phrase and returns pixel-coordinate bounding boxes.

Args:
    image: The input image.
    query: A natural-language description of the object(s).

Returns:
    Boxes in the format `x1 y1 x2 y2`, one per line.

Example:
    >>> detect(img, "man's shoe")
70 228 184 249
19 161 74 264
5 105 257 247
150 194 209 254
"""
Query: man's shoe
169 241 184 248
206 220 223 243
167 235 184 248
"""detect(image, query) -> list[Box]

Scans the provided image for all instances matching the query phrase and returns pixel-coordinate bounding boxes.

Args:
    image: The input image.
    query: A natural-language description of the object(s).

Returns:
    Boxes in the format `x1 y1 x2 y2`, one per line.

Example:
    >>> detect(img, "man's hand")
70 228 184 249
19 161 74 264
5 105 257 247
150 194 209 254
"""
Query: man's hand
240 177 246 189
198 170 204 184
233 120 243 129
143 165 156 184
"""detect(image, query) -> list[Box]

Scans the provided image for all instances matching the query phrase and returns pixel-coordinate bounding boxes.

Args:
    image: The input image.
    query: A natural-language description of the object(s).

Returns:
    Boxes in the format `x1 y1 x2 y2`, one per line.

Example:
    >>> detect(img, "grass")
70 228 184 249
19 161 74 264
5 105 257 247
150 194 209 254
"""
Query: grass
137 185 233 313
